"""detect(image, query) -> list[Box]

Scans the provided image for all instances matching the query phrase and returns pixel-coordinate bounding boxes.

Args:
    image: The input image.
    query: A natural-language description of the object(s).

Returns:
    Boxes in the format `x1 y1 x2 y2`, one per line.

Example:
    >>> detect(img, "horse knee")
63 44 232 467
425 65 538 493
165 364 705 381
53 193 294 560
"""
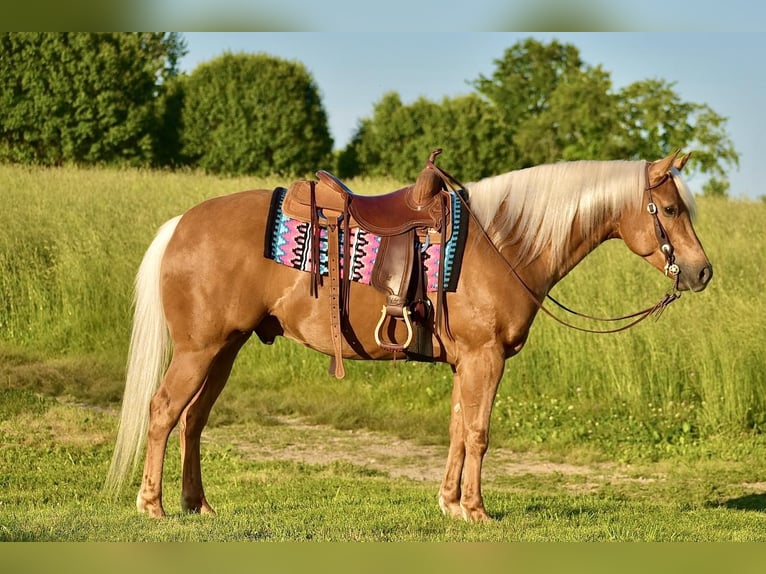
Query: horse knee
464 428 489 456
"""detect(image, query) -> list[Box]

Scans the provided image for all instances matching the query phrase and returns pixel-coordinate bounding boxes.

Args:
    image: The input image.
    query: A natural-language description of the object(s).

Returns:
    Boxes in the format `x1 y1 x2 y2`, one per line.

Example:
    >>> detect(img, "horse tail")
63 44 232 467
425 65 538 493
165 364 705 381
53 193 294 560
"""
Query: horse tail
104 215 182 495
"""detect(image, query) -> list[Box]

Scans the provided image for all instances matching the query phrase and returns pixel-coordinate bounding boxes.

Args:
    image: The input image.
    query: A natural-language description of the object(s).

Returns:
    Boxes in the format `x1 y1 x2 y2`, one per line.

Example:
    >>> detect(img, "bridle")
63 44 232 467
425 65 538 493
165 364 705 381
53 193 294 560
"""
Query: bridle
643 164 681 286
430 160 682 335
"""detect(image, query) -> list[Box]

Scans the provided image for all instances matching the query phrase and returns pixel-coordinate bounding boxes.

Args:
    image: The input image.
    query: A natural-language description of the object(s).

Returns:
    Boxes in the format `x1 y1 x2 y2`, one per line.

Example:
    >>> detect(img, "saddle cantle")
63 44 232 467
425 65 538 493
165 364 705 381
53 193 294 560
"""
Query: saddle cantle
279 149 460 378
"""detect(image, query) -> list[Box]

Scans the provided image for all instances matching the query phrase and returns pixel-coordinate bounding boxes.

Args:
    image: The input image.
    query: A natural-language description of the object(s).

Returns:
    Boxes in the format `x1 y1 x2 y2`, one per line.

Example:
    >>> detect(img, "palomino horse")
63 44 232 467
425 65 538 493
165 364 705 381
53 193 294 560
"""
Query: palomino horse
105 151 712 521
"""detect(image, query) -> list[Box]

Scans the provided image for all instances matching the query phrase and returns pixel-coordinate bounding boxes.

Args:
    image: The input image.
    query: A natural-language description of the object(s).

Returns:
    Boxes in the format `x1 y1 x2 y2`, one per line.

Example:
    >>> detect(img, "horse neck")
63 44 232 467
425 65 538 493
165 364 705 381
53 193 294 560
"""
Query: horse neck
489 196 621 297
497 220 613 298
469 160 643 297
548 214 616 285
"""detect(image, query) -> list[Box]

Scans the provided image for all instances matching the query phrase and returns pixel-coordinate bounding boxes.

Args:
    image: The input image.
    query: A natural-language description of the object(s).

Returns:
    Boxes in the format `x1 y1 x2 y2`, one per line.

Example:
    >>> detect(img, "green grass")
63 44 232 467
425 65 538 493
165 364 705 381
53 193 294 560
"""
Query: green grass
1 164 766 540
3 388 766 541
1 163 764 456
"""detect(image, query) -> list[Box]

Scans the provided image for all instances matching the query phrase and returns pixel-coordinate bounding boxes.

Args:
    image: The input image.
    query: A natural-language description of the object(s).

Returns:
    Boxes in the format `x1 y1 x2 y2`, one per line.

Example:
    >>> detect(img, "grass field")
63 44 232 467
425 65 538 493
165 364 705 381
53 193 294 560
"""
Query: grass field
3 388 766 541
1 163 765 541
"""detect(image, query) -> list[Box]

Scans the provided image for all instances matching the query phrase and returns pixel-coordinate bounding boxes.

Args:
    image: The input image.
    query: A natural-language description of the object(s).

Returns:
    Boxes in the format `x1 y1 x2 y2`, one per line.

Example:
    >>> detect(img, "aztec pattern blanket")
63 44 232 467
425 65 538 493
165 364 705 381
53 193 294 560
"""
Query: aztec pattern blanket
264 187 468 292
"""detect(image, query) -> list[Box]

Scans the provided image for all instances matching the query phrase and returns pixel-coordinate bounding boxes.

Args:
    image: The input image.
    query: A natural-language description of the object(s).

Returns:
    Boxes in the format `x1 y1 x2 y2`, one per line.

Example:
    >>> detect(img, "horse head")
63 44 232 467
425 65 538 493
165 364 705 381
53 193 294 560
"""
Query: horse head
618 151 713 292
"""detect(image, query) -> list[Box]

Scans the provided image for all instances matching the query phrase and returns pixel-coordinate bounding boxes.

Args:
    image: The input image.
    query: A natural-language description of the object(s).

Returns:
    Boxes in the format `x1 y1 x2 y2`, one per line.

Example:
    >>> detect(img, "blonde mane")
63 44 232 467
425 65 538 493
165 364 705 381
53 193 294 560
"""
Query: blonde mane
465 160 695 270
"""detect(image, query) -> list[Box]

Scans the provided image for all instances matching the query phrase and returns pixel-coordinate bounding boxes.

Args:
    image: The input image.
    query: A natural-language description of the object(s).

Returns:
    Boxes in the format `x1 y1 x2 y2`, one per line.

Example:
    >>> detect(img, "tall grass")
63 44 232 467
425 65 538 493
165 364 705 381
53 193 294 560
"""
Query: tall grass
0 165 278 355
491 195 766 457
1 164 763 459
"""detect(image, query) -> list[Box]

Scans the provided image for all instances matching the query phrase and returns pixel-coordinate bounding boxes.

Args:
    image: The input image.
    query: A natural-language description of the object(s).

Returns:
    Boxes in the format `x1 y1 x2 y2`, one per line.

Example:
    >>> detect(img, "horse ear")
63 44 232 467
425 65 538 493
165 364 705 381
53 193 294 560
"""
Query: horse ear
648 150 680 186
673 151 691 171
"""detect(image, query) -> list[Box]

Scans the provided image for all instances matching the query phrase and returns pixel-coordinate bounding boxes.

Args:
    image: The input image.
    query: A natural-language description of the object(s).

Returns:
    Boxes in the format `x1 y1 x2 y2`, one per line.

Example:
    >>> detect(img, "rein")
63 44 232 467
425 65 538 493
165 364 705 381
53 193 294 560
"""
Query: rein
430 161 682 335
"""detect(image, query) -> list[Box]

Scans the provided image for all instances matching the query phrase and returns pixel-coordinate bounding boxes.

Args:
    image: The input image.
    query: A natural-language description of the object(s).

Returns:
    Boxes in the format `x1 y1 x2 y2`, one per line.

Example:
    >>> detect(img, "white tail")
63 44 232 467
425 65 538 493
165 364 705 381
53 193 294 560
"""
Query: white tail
104 216 182 494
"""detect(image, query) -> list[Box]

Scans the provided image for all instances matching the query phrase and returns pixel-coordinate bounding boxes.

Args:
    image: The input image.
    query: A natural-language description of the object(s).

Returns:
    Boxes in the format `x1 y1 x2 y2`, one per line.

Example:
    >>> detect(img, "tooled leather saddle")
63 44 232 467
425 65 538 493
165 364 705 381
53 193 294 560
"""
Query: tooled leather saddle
280 149 459 378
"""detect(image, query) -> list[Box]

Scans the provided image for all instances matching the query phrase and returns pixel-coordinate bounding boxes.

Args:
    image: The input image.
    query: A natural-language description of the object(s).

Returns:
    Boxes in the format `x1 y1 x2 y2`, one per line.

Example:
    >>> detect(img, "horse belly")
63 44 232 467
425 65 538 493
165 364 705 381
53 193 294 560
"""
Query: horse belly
266 269 413 360
163 190 444 361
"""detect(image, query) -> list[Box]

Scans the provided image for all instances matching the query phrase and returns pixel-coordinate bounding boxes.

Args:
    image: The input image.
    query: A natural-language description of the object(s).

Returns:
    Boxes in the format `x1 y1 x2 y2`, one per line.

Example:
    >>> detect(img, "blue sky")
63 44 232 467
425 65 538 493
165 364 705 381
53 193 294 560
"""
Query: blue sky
179 32 765 199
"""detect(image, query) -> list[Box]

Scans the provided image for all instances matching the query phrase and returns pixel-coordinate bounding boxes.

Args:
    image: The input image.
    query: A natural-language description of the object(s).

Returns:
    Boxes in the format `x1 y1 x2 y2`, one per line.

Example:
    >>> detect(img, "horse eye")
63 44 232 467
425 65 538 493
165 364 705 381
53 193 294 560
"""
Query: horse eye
663 206 678 217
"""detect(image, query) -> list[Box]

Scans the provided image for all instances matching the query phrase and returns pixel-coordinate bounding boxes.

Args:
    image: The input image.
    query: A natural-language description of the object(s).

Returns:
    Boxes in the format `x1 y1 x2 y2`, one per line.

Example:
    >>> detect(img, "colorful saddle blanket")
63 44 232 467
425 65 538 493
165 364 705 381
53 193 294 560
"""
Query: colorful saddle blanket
264 187 468 292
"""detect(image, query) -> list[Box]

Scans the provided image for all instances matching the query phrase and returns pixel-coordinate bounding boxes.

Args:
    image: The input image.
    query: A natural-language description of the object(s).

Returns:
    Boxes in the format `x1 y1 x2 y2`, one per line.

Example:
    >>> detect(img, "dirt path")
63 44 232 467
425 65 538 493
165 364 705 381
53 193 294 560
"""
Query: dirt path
204 416 662 490
62 397 665 490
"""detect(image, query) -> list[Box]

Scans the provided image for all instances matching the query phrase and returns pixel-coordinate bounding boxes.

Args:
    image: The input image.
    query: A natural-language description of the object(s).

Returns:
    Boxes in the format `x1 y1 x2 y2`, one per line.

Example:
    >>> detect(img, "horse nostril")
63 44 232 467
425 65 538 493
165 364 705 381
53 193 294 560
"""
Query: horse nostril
699 264 713 285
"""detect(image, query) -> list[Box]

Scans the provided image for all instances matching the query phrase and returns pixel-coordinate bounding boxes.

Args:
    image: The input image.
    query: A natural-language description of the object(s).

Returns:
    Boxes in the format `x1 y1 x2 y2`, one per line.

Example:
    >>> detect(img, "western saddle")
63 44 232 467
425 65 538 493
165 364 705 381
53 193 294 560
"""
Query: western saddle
281 149 458 378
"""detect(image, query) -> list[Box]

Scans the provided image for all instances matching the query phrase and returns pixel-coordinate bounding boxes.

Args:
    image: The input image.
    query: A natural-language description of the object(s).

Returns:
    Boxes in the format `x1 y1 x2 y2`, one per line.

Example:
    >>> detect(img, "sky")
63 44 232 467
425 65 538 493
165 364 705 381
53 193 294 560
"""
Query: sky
178 32 765 200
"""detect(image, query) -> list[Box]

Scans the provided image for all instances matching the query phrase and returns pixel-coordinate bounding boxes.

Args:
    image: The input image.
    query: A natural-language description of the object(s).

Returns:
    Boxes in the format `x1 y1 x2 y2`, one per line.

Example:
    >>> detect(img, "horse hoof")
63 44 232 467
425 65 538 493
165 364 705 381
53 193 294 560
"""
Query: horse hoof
138 502 166 518
181 497 217 516
460 504 493 523
438 495 464 519
137 492 166 518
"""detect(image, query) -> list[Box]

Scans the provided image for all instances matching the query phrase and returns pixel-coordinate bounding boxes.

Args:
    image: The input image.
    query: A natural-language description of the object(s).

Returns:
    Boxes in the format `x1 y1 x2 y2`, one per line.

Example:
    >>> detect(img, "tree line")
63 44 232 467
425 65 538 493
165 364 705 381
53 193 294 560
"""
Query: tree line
0 33 739 196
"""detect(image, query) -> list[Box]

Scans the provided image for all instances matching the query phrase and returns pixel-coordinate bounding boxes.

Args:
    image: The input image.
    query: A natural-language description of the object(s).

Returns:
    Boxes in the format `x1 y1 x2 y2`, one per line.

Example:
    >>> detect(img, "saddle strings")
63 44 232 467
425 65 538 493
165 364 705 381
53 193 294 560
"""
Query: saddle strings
309 180 321 297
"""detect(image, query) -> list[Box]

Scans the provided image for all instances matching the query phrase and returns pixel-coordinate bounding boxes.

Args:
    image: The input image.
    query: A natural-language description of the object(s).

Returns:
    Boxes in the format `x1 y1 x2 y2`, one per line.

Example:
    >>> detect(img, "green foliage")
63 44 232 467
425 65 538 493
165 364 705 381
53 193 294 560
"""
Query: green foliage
337 92 511 181
0 32 186 167
348 38 739 194
181 52 333 176
473 38 586 168
617 79 739 184
686 106 741 179
617 78 697 160
0 34 740 194
513 65 626 163
477 39 739 183
152 75 186 167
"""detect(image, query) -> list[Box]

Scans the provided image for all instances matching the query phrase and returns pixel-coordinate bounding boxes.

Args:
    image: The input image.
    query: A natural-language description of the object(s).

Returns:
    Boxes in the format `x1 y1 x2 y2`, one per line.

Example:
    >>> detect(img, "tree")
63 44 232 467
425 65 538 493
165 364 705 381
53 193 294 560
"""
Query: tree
471 38 739 194
684 106 740 191
180 52 333 176
338 92 509 181
617 79 739 192
339 93 415 179
702 177 730 198
513 66 626 164
434 94 513 180
0 33 185 166
472 38 585 168
337 93 437 180
616 79 697 161
151 75 186 168
341 37 738 195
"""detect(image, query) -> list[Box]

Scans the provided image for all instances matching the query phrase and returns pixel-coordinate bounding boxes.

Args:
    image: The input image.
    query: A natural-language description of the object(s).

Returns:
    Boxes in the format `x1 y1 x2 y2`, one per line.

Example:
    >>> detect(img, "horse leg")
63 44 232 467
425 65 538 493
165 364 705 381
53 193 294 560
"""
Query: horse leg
440 349 504 522
438 367 466 519
179 333 250 514
137 345 220 518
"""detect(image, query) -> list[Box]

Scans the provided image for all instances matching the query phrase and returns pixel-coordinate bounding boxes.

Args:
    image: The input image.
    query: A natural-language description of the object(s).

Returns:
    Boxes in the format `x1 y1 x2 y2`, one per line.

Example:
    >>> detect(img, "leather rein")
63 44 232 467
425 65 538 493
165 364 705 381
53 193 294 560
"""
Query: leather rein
431 161 682 335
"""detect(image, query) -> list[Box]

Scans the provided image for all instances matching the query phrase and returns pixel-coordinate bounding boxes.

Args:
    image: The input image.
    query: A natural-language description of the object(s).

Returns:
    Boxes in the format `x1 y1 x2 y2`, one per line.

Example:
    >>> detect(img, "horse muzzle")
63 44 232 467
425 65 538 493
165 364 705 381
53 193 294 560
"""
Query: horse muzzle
676 261 713 292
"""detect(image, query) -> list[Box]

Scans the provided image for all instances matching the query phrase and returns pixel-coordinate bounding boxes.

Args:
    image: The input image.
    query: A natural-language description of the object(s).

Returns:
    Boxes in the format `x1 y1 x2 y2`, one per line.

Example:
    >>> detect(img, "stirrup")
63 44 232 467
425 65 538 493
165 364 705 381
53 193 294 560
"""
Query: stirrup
374 305 414 353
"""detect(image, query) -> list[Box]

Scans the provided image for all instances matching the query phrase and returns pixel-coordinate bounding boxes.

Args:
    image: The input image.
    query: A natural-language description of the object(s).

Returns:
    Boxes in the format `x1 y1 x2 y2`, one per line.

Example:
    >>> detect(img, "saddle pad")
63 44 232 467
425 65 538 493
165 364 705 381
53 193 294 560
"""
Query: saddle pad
264 186 468 292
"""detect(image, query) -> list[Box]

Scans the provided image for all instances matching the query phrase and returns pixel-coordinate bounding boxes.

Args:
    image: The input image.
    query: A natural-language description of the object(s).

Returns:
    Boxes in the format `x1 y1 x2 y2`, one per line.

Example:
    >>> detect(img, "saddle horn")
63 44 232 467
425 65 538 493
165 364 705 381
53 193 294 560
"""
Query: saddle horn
412 148 446 207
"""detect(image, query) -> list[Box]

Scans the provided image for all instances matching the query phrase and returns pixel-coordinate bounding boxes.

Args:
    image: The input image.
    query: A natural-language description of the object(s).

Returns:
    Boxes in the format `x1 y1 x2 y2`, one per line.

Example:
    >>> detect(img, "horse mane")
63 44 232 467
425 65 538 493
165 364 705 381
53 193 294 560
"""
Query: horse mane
465 160 696 270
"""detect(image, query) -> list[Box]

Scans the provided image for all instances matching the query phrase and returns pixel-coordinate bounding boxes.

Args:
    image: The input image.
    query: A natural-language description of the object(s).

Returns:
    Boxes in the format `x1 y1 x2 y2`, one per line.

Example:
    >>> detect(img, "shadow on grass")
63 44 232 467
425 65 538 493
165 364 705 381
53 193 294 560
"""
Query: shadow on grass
710 494 766 512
